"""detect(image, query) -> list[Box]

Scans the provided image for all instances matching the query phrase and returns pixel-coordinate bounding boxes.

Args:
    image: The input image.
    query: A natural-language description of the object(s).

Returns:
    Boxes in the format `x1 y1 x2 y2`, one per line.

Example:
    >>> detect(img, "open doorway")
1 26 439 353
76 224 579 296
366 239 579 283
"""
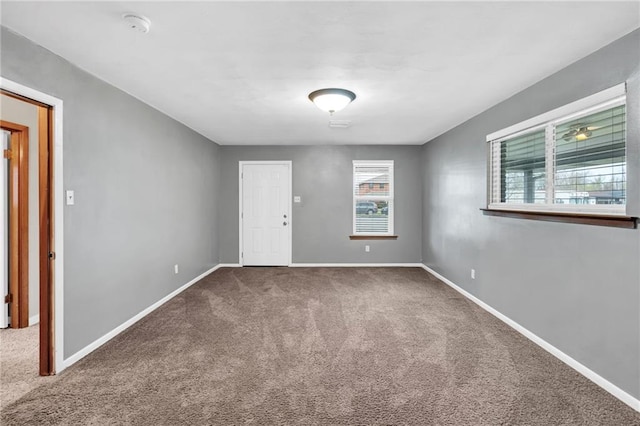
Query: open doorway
1 115 31 330
0 78 64 377
0 88 56 387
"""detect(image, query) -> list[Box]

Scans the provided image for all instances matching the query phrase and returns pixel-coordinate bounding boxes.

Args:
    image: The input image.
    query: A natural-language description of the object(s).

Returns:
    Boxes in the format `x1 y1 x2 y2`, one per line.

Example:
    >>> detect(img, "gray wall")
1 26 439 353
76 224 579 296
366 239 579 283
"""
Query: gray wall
0 95 40 321
1 27 221 358
421 29 640 398
220 145 422 264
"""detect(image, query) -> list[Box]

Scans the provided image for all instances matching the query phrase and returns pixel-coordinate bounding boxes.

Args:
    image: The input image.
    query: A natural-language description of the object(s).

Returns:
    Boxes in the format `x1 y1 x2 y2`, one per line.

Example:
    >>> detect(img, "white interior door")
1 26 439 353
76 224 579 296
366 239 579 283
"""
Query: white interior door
1 130 9 328
241 162 291 266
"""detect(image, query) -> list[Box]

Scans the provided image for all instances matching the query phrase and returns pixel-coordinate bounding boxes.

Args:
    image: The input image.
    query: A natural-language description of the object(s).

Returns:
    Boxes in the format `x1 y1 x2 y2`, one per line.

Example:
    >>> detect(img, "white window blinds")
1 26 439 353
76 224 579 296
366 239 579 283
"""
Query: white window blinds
554 104 626 206
488 84 626 215
353 161 394 234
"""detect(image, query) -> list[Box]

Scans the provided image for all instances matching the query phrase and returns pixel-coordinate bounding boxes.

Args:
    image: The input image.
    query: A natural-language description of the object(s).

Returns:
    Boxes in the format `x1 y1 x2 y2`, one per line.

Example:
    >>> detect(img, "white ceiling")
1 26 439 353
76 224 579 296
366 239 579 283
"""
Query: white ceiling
1 1 638 145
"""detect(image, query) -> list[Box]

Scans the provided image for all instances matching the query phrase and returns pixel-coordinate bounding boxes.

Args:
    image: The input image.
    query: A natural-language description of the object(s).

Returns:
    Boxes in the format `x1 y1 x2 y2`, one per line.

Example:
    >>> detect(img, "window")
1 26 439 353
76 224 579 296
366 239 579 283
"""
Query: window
487 84 626 215
353 161 394 235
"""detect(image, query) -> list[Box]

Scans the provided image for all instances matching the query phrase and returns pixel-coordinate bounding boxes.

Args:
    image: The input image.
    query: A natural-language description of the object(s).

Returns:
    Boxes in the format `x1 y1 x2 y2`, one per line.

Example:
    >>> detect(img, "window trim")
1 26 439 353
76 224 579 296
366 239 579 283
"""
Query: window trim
486 83 627 216
352 160 394 236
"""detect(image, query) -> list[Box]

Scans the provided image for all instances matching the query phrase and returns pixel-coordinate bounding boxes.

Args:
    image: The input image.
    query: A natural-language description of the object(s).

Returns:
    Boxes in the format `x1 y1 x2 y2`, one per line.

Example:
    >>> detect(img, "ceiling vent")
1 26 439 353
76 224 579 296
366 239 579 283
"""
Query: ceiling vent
328 120 352 129
123 14 151 34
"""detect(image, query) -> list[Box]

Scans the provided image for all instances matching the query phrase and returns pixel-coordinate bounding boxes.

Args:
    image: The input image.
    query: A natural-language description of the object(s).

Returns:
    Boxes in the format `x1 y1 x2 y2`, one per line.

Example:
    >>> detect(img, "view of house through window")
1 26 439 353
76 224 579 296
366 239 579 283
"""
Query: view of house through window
353 161 394 234
488 85 626 214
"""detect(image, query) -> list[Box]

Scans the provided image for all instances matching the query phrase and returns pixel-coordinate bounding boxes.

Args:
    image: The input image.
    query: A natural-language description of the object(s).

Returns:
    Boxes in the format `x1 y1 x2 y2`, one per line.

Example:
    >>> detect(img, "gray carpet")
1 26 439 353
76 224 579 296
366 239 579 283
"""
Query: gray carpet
1 267 638 425
0 324 56 408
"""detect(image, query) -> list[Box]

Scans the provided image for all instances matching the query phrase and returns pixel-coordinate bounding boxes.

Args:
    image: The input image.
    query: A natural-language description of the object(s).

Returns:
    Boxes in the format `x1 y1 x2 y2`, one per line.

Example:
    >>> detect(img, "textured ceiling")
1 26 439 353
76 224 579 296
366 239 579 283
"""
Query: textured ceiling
1 1 638 145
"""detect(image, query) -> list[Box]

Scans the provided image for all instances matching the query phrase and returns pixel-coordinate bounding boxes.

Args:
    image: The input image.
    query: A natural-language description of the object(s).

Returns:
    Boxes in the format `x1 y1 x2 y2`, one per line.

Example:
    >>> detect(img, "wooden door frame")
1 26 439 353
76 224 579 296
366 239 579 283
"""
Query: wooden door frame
37 105 54 375
1 78 64 376
0 120 29 329
238 161 293 266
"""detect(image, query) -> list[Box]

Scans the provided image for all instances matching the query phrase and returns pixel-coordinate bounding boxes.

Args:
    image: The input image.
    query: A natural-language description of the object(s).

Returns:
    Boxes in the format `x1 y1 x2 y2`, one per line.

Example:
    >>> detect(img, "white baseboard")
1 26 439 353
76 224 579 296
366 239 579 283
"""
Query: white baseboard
29 314 40 326
217 263 241 268
63 264 223 368
290 263 423 268
420 264 640 413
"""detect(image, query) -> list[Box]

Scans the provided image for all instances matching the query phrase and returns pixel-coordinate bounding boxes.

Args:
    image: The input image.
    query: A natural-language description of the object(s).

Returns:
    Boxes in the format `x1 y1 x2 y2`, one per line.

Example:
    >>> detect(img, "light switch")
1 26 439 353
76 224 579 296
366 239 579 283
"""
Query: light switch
66 190 75 205
294 196 302 203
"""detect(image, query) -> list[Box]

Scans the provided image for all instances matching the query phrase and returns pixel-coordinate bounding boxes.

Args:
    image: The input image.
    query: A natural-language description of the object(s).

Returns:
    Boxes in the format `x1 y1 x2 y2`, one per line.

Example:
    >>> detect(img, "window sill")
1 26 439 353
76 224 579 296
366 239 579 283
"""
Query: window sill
480 208 637 229
349 235 398 240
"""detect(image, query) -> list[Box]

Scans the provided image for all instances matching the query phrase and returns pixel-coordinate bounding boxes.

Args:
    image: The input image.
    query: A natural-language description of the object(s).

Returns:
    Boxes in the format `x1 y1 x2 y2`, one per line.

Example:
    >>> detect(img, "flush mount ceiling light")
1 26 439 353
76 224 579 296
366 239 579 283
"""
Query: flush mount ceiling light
123 13 151 34
308 88 356 115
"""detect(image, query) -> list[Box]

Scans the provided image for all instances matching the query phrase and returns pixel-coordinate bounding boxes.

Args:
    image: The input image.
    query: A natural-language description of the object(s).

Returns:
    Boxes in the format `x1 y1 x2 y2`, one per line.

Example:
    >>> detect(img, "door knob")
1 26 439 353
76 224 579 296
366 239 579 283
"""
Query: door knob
283 214 287 218
283 221 288 226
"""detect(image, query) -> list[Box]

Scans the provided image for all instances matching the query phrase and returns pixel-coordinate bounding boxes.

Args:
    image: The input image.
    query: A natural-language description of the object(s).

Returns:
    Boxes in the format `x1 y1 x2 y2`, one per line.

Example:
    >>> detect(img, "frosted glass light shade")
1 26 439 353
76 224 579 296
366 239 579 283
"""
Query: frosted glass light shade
309 88 356 114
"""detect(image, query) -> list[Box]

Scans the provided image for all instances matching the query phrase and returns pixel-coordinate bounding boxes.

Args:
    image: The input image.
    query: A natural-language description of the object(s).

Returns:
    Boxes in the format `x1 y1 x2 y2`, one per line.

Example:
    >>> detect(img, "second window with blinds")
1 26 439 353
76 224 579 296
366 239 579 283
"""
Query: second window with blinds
353 160 394 235
487 84 626 215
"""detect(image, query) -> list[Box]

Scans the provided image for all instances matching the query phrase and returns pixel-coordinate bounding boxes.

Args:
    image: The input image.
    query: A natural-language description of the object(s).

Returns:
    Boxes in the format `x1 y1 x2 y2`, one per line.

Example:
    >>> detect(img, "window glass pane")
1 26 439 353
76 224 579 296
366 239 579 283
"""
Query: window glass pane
500 129 546 204
353 161 393 234
355 200 389 233
354 165 390 197
554 105 625 205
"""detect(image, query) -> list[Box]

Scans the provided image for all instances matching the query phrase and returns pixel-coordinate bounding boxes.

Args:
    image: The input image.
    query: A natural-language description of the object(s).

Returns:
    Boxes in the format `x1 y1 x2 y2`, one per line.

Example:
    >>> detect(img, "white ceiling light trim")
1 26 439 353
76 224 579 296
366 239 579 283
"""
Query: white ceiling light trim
329 120 352 129
309 88 356 115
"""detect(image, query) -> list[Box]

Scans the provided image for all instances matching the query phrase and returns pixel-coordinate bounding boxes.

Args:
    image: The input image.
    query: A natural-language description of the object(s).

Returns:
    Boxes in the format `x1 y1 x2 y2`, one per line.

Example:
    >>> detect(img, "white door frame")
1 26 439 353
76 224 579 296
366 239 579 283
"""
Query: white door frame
238 161 292 266
0 130 9 329
0 77 65 373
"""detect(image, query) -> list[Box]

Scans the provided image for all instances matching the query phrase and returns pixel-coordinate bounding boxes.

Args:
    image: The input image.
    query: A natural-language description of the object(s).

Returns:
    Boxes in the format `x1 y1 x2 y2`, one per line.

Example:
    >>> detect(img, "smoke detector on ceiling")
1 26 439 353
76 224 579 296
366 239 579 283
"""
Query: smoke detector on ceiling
123 14 151 34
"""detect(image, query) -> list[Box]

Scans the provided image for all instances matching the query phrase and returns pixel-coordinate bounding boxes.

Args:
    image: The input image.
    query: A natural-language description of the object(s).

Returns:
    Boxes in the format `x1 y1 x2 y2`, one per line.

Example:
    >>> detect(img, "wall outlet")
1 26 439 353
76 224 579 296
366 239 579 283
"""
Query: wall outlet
471 269 476 280
365 245 370 252
174 264 179 274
